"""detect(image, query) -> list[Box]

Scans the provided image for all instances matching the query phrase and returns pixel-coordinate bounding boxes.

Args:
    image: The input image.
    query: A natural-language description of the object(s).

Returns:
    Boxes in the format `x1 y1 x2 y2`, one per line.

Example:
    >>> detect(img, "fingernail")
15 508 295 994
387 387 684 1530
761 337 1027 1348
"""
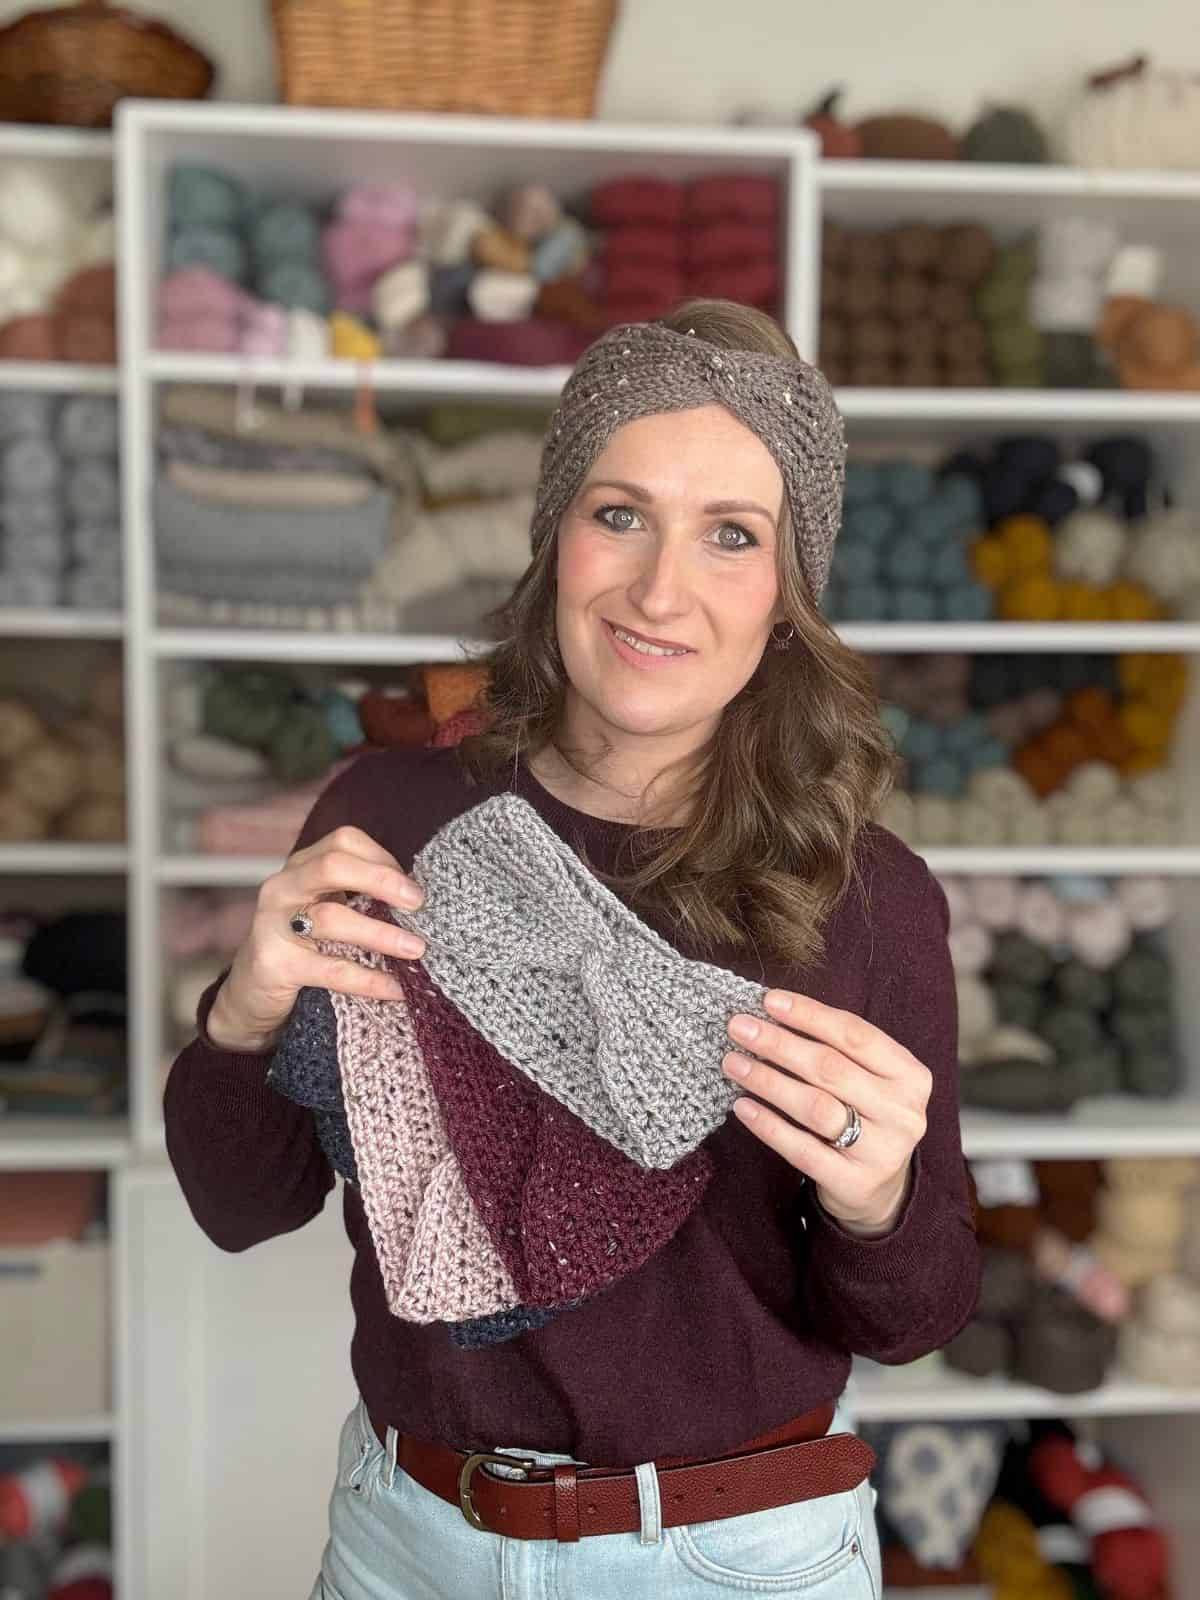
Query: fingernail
723 1054 751 1079
764 990 791 1014
734 1099 759 1122
728 1015 759 1043
395 935 425 959
396 890 424 911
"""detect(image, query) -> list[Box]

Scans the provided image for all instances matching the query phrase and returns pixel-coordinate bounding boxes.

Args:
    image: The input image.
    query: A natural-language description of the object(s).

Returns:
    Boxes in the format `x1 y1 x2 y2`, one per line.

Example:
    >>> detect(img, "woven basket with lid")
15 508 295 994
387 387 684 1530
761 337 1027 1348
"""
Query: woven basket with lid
0 0 214 129
270 0 618 119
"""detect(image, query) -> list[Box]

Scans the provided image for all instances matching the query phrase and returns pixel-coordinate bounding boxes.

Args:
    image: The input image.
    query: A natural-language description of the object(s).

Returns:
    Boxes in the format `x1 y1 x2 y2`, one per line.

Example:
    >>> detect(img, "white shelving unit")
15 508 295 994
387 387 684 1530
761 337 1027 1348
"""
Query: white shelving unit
0 109 126 1585
0 99 1194 1594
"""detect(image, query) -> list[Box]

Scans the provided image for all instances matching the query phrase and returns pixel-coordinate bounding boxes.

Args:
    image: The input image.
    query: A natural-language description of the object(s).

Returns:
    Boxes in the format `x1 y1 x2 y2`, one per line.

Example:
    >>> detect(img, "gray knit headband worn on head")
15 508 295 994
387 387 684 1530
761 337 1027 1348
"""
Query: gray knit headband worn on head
530 320 846 599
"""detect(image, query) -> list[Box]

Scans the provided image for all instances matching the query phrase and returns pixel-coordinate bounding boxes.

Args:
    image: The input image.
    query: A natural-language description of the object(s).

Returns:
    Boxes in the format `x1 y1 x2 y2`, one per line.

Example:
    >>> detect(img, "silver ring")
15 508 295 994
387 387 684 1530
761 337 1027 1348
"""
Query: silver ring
830 1102 862 1151
289 903 317 939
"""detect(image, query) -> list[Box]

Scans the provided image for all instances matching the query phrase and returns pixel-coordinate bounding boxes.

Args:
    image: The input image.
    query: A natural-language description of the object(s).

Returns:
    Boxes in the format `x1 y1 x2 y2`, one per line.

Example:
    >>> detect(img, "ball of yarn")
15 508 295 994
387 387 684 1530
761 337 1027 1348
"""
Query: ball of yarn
913 794 958 844
949 921 993 975
1015 882 1066 946
1055 959 1112 1011
357 691 435 749
957 972 997 1056
1066 898 1131 968
265 707 337 784
944 1319 1013 1377
203 669 292 748
969 875 1020 930
991 929 1055 985
991 980 1043 1031
1014 1286 1118 1393
1053 509 1127 585
976 1024 1055 1065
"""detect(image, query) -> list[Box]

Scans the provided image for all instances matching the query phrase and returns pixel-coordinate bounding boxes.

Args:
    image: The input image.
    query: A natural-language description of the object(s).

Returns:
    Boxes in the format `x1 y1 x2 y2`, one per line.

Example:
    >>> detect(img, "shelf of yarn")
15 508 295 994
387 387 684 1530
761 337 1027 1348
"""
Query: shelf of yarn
144 104 793 395
822 435 1197 631
816 153 1200 410
0 1116 128 1171
1 388 123 617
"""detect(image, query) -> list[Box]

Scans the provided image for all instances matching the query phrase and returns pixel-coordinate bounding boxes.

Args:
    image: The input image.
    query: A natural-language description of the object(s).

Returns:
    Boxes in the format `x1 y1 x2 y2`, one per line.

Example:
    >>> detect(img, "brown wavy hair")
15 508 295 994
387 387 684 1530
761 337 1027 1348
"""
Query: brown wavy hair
456 298 896 968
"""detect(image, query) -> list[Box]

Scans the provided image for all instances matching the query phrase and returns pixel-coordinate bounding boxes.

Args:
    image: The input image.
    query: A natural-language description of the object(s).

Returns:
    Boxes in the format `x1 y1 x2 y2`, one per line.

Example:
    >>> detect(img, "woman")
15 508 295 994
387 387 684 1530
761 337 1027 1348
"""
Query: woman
165 298 980 1598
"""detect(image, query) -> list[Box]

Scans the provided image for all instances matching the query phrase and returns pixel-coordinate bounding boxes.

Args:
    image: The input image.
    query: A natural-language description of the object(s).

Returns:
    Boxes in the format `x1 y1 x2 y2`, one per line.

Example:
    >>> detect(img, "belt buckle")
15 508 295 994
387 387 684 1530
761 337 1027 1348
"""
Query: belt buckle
458 1451 539 1531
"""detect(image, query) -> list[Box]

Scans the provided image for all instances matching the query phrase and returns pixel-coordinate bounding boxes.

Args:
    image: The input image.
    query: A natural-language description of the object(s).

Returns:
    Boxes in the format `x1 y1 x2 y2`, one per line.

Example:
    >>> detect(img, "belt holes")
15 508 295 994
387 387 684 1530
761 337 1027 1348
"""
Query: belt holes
715 1484 725 1495
587 1504 597 1515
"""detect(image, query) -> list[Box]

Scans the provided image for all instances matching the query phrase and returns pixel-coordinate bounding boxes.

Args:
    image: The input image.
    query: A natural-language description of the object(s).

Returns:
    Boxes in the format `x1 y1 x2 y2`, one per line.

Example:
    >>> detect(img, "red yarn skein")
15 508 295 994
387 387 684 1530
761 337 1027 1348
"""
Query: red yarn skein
1029 1433 1168 1600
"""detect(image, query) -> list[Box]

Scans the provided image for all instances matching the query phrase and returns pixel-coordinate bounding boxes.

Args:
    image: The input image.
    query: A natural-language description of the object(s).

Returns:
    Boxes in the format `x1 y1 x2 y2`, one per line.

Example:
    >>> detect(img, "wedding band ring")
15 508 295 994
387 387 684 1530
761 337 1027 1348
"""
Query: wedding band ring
830 1102 862 1151
289 902 317 940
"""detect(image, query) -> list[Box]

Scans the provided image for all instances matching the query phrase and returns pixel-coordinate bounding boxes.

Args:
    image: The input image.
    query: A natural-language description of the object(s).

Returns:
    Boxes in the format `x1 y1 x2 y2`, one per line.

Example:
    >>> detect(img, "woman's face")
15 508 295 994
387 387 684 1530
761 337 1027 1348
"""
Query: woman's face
554 406 786 751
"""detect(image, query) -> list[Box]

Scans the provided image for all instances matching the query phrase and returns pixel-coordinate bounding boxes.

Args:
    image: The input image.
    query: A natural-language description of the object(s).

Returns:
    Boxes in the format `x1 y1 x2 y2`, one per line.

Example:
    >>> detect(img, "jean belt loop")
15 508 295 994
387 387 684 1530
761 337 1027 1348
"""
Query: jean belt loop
384 1425 399 1491
634 1460 663 1545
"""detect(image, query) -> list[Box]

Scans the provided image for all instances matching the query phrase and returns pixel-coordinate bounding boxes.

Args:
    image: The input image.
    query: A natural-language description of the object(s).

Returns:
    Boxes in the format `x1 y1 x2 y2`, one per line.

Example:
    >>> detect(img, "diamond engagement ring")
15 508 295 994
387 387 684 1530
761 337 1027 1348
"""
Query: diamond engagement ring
830 1102 862 1151
289 903 317 939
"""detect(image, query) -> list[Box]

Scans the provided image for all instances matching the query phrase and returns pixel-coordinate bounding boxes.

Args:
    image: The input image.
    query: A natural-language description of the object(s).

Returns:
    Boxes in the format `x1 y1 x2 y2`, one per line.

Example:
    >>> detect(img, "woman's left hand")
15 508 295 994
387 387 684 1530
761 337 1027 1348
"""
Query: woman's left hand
723 988 932 1238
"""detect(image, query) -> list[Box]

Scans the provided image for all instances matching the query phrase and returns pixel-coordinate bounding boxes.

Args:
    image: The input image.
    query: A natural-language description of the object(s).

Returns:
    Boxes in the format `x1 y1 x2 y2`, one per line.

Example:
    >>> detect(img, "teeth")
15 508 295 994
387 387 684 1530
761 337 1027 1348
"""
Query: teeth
613 626 687 657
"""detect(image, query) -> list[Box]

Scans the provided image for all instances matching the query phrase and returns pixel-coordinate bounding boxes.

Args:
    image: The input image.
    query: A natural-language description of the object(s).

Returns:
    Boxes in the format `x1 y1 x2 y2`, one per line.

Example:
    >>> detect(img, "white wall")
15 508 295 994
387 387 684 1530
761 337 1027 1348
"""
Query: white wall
1 0 1193 146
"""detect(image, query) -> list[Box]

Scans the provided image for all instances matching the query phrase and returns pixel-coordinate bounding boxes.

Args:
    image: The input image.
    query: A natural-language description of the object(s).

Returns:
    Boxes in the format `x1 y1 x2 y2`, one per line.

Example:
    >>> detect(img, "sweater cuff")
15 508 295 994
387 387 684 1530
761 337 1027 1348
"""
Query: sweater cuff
192 973 277 1086
808 1151 953 1284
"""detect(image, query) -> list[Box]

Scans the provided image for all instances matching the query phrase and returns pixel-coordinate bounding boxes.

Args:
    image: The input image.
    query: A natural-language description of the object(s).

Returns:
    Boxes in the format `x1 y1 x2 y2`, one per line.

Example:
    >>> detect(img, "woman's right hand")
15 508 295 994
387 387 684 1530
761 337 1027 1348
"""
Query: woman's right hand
205 825 426 1053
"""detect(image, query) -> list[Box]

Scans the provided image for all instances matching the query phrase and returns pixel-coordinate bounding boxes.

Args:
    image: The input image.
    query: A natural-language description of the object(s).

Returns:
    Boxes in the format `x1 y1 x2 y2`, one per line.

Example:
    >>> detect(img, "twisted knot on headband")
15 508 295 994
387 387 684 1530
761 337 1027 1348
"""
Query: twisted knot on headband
390 793 771 1170
529 320 846 599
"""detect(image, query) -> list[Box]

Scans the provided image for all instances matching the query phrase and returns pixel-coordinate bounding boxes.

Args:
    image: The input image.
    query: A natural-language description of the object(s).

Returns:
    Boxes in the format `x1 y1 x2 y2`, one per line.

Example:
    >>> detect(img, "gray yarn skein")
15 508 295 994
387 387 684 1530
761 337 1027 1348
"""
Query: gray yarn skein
391 794 772 1170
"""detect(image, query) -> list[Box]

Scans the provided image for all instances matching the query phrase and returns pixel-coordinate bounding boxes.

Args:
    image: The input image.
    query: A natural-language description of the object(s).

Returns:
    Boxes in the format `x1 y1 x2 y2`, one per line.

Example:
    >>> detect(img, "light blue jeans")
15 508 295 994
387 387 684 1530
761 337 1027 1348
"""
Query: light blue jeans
310 1397 882 1598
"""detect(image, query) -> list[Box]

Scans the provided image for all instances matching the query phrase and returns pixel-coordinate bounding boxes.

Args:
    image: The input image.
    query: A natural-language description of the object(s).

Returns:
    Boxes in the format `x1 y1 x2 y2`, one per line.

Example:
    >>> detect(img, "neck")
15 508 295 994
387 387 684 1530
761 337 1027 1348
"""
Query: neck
531 691 714 825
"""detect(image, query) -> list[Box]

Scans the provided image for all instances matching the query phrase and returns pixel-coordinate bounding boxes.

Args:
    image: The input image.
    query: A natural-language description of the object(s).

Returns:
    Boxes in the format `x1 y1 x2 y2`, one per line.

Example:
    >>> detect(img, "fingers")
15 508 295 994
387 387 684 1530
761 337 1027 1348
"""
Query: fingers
292 897 426 963
723 1050 853 1142
261 848 423 919
726 1013 891 1123
762 990 923 1083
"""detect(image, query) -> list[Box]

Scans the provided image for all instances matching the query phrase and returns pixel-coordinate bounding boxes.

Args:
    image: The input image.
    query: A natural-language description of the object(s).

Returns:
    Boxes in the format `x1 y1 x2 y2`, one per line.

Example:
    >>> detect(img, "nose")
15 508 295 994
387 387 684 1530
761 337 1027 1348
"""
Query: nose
627 534 692 622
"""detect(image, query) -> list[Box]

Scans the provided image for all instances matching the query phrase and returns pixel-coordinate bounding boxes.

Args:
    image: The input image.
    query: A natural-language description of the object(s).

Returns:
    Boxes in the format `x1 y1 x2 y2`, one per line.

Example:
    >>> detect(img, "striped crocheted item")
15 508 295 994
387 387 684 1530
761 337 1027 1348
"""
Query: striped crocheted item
270 900 712 1346
389 793 771 1169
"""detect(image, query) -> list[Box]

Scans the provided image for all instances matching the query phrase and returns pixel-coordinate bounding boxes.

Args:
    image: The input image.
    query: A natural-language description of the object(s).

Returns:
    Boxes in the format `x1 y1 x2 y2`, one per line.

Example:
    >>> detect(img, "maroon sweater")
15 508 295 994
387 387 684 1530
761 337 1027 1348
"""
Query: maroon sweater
164 747 979 1465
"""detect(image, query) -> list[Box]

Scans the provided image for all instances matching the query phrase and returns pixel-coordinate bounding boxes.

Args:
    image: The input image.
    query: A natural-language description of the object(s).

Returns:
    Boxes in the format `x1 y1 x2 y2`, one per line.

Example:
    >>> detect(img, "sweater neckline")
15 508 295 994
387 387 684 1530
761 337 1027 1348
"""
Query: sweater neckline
512 761 677 845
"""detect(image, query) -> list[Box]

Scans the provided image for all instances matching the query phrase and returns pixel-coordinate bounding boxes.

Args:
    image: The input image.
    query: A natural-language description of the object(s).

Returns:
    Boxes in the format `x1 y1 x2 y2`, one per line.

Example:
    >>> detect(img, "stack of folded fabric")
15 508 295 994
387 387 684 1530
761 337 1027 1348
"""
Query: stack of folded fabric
591 173 781 326
0 160 116 364
154 384 416 619
0 392 121 608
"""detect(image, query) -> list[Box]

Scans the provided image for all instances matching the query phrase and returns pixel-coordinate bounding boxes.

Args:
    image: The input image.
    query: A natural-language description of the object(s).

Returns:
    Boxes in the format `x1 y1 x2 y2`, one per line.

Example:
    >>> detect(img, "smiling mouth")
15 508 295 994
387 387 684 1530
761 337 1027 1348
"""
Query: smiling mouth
605 620 694 658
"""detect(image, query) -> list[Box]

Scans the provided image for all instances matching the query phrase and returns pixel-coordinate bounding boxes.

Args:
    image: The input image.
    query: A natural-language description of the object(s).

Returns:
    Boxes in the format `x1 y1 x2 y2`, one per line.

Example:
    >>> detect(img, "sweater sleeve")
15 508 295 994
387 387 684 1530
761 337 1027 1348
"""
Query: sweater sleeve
162 759 384 1252
798 866 981 1362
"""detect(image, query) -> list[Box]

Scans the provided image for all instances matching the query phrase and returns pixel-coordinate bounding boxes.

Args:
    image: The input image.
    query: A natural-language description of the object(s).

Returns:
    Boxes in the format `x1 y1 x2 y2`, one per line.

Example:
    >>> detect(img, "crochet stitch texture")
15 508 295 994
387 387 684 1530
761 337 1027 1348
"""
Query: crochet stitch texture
389 793 772 1169
269 893 713 1345
528 320 846 599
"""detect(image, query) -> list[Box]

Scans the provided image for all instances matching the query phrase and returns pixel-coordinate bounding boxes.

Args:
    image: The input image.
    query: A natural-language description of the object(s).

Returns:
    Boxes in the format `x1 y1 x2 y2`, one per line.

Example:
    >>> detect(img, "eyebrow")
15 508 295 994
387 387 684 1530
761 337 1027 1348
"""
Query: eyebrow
582 479 778 526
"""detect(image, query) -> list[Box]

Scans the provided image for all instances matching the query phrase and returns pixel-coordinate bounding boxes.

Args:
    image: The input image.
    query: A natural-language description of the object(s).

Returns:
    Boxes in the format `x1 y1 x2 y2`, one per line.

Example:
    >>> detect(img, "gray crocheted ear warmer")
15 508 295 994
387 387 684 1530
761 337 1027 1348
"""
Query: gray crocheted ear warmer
529 320 846 599
390 793 772 1170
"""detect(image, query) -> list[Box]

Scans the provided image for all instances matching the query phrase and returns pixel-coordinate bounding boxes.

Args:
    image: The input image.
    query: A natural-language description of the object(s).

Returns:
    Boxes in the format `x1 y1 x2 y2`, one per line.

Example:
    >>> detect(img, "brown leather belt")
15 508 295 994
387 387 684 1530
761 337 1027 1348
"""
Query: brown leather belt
376 1404 875 1541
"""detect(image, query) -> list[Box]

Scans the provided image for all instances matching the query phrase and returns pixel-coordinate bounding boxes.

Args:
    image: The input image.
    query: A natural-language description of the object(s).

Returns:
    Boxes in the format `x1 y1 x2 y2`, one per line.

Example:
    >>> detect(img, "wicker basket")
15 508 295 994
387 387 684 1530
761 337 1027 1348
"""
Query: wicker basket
0 0 214 129
270 0 618 119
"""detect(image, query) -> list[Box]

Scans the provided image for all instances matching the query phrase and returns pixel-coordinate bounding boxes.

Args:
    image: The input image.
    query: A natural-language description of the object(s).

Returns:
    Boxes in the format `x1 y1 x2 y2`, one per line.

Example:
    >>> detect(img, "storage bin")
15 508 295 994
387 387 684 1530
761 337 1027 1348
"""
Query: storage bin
0 1237 108 1419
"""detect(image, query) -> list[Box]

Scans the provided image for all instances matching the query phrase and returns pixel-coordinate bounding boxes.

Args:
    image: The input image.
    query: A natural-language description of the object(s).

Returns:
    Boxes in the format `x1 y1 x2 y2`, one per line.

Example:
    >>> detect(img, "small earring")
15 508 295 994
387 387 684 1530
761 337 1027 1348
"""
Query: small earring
771 621 796 651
